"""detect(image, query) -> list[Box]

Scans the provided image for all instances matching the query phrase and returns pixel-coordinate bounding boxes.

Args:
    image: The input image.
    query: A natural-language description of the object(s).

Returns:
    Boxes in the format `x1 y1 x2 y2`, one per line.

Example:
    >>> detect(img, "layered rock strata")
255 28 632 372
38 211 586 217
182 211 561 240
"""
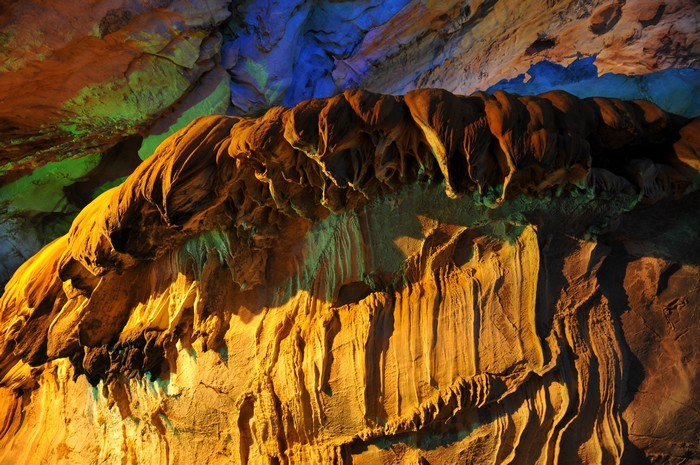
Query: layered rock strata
0 89 698 464
225 0 700 116
0 0 231 171
0 0 232 284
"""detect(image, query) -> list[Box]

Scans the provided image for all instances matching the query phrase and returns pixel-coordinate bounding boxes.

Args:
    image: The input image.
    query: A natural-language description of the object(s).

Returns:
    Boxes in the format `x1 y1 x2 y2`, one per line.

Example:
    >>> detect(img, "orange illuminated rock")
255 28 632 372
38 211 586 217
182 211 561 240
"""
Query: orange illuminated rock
335 0 699 99
0 89 698 464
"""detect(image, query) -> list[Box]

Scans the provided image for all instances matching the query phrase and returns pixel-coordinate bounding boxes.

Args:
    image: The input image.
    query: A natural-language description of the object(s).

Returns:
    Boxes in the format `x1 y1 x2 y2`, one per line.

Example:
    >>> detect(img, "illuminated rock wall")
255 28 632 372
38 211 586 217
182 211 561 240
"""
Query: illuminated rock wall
1 0 698 284
1 89 698 464
0 0 232 283
224 0 700 117
1 1 698 463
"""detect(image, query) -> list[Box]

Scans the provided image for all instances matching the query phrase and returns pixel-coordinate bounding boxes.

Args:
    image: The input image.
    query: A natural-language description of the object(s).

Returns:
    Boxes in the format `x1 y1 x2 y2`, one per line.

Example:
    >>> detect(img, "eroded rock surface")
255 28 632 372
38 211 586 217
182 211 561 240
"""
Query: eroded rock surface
0 89 698 464
224 0 700 117
0 0 230 171
0 0 232 284
2 0 698 288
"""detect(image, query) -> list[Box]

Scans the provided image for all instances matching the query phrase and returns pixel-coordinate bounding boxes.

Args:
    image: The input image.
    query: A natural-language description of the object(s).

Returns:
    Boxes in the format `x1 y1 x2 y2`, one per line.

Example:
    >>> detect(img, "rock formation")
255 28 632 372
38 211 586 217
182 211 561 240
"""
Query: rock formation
1 0 699 286
0 0 232 284
224 0 700 116
0 88 698 464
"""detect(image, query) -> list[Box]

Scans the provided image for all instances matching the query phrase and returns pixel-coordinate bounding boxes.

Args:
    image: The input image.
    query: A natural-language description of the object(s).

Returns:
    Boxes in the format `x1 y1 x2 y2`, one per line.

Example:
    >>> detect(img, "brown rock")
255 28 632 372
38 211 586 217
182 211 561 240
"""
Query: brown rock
0 89 698 464
0 0 230 172
590 3 623 35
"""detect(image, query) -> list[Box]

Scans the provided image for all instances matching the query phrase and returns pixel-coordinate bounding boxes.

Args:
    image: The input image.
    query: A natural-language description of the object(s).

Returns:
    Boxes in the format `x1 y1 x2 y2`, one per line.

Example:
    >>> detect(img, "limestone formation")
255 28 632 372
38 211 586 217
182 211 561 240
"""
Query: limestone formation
3 0 700 287
0 0 232 283
0 0 231 172
225 0 700 117
0 89 698 464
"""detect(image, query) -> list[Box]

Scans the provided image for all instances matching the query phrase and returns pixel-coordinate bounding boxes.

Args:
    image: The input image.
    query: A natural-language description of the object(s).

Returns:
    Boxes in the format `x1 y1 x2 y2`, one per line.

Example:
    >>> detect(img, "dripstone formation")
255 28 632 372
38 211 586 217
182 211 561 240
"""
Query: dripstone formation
0 89 698 464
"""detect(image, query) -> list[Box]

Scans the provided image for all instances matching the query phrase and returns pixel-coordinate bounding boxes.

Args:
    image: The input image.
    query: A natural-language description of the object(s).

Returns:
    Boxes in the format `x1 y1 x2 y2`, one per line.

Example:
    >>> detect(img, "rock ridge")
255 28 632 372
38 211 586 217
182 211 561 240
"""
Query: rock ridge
0 88 698 464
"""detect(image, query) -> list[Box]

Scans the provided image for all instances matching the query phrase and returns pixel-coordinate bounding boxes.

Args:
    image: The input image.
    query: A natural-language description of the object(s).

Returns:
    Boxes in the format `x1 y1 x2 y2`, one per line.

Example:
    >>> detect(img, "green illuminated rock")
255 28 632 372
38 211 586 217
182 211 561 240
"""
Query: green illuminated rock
0 0 231 284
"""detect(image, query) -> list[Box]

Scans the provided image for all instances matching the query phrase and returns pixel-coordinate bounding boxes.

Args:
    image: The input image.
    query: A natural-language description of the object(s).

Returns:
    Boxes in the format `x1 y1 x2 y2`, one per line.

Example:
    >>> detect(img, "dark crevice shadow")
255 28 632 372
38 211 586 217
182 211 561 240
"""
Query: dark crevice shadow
63 134 144 210
364 292 395 425
603 189 700 266
596 240 645 410
595 239 652 464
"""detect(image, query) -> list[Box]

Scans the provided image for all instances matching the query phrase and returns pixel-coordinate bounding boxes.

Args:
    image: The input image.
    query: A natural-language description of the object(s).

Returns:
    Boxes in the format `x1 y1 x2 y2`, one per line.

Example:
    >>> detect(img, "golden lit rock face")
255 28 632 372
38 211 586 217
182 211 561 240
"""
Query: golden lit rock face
0 89 698 464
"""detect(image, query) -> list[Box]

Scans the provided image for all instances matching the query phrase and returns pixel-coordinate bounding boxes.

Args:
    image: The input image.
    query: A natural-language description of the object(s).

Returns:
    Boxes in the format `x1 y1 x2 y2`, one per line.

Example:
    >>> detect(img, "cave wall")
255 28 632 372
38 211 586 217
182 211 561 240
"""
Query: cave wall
0 87 698 463
0 1 699 464
0 0 698 285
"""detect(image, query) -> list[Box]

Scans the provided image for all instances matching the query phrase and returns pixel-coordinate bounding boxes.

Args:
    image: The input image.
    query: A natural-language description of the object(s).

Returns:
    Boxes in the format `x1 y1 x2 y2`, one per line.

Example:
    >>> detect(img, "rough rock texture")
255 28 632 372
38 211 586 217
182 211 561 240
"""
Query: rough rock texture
224 0 700 116
0 0 232 283
0 89 698 464
0 0 230 170
1 0 699 286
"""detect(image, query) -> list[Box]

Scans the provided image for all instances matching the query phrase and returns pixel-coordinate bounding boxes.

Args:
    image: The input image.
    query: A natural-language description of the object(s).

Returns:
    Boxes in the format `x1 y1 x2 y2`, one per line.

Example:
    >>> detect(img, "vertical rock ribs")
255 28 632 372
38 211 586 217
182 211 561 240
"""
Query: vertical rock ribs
0 88 698 464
